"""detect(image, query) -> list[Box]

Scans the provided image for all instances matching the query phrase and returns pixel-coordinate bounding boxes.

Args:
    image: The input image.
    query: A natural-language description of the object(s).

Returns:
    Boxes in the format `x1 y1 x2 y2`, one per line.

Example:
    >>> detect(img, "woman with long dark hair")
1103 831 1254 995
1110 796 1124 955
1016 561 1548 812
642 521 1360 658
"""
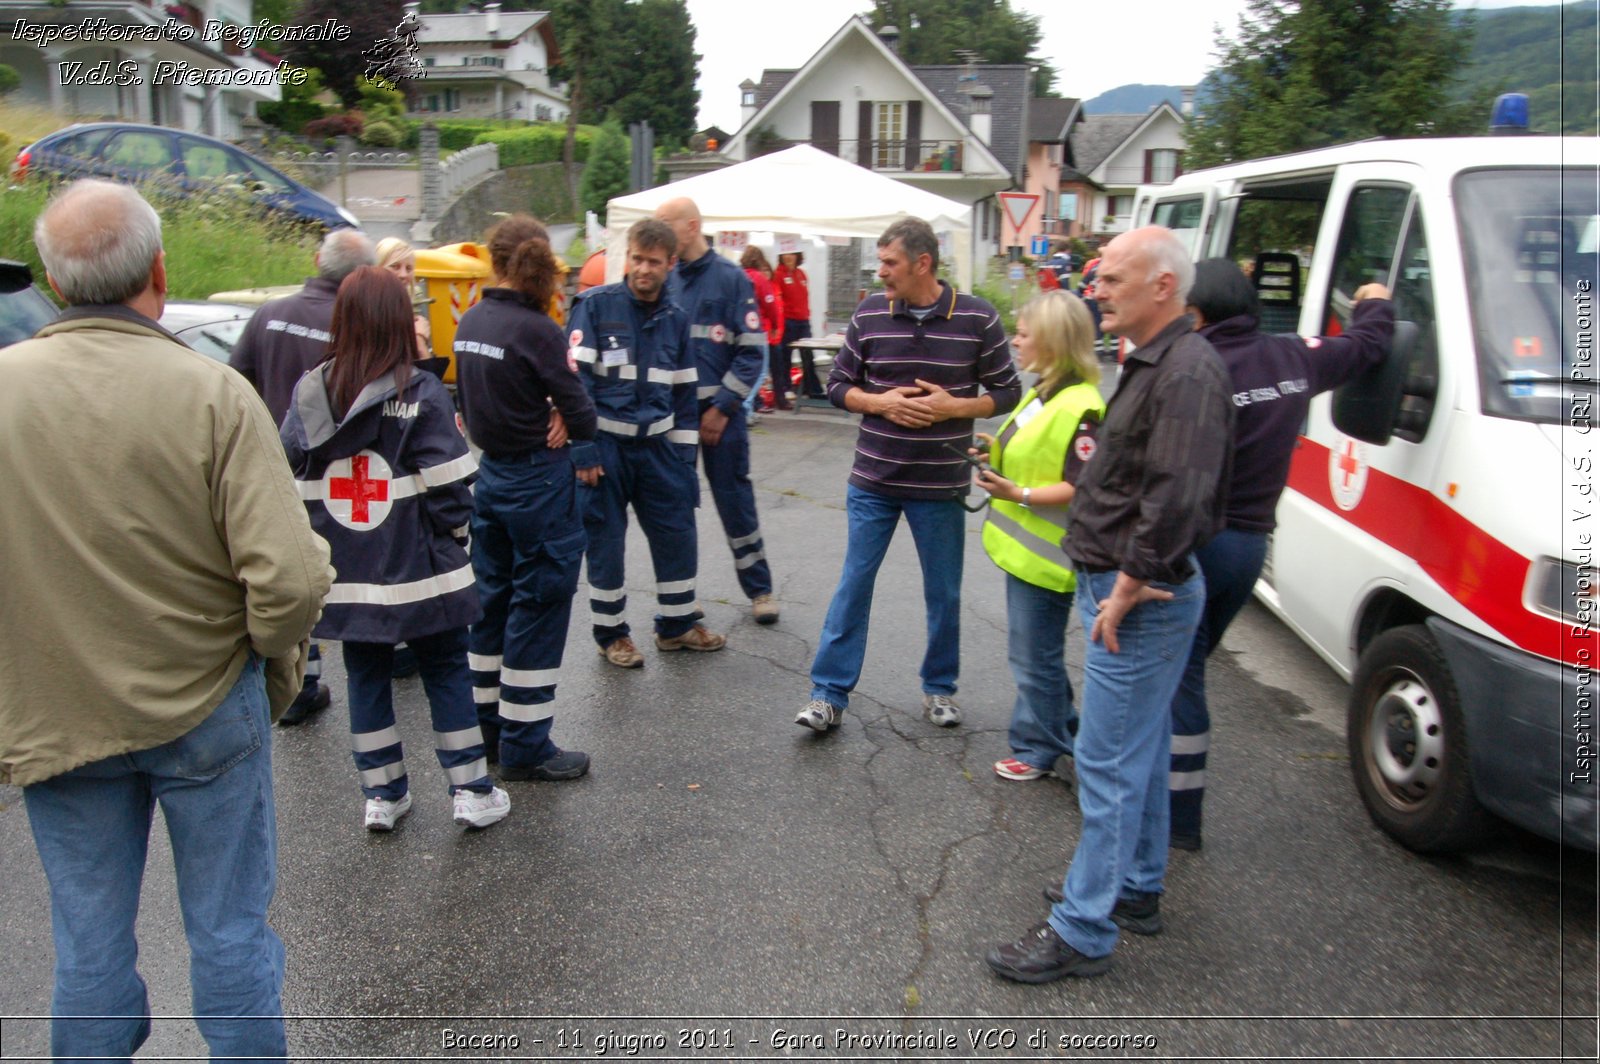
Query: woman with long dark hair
281 266 509 832
454 214 598 781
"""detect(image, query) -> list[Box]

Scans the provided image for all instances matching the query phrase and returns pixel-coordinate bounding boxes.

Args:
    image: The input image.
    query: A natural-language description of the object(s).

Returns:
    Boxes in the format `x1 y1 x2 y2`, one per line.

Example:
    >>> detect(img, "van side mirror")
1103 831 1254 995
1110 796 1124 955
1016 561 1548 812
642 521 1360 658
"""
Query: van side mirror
1332 320 1419 445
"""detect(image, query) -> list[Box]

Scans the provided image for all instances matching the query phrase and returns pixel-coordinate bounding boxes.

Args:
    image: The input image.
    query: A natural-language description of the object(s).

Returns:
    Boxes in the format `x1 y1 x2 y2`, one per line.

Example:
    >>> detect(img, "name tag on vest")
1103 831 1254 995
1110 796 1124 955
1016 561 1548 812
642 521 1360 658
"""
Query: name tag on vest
1012 396 1045 431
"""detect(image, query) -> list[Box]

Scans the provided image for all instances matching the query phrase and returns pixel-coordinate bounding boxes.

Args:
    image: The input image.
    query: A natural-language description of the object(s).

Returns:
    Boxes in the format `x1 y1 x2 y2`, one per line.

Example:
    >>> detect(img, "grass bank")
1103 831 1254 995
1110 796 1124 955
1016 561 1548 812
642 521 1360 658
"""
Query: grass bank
2 180 320 301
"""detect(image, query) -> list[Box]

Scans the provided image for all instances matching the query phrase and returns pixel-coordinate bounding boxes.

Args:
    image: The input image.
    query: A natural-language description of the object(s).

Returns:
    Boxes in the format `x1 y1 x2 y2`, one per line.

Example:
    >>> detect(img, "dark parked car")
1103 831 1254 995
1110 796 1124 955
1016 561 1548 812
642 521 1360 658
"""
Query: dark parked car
10 123 360 231
0 260 59 348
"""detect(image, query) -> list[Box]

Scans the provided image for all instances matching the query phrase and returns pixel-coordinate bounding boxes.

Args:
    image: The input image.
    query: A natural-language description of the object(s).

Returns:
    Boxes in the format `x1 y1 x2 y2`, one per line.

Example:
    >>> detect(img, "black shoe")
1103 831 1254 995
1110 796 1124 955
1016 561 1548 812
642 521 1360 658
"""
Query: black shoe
1039 886 1164 936
1052 752 1077 791
499 749 590 781
278 683 330 726
1169 831 1203 851
985 922 1112 983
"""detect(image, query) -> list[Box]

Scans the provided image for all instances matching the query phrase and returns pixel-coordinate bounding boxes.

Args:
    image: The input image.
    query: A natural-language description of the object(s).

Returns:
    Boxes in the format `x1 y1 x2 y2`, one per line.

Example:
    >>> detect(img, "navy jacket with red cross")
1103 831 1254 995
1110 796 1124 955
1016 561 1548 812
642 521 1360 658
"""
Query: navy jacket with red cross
280 364 481 644
666 249 767 416
565 280 699 470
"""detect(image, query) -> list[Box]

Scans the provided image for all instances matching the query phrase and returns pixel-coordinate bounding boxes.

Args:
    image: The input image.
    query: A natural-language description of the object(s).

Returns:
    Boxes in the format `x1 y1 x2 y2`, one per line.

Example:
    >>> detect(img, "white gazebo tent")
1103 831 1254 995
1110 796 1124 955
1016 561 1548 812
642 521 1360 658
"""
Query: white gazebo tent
602 144 975 292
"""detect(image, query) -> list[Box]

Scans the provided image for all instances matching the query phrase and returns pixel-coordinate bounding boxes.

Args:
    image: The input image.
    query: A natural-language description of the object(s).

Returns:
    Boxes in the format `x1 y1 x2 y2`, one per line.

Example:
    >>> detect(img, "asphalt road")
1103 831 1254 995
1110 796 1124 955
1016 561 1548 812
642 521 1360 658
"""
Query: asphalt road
1 405 1595 1062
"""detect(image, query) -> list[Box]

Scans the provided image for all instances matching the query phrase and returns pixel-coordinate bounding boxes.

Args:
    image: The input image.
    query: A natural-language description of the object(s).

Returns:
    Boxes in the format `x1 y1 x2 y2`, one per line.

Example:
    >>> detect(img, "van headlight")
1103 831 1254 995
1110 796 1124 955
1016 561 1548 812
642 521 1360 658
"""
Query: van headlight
1527 557 1598 625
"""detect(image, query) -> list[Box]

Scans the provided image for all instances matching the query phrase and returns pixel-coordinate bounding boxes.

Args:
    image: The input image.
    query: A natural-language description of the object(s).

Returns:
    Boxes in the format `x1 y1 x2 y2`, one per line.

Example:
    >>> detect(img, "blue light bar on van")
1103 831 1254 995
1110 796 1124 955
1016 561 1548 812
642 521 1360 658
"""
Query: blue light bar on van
1490 93 1530 134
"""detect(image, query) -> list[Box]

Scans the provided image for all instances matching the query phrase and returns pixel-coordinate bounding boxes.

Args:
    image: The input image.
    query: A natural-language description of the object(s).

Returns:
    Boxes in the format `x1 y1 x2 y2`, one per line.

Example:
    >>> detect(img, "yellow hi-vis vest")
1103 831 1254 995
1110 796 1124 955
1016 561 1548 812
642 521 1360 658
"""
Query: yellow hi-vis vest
981 380 1105 593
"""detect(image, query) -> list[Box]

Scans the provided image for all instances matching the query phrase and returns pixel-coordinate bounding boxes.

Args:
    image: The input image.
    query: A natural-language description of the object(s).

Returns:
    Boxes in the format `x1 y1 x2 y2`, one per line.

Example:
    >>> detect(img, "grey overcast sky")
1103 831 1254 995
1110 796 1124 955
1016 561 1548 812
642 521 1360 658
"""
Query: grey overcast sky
687 0 1567 133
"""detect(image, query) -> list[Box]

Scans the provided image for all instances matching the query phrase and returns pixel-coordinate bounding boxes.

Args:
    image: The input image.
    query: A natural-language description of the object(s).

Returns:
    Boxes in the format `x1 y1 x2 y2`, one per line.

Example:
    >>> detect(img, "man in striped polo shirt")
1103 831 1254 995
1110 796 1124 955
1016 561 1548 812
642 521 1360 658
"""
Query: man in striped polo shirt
796 218 1021 733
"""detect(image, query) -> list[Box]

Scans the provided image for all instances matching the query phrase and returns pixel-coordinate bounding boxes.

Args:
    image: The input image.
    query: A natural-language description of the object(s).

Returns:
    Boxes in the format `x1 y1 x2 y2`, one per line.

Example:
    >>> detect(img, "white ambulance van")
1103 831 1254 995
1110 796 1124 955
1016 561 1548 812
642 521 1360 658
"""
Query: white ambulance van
1132 133 1598 852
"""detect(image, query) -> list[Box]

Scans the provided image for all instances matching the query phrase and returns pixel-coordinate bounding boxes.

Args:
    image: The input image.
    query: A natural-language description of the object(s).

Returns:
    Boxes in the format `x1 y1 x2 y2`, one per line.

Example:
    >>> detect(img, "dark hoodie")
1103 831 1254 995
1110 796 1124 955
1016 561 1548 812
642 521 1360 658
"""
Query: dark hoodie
280 364 481 643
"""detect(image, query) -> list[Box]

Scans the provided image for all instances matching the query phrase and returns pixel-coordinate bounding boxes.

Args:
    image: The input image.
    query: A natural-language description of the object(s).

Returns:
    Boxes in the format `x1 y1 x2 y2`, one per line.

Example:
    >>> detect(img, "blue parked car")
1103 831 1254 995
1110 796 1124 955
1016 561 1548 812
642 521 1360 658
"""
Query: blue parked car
10 123 360 231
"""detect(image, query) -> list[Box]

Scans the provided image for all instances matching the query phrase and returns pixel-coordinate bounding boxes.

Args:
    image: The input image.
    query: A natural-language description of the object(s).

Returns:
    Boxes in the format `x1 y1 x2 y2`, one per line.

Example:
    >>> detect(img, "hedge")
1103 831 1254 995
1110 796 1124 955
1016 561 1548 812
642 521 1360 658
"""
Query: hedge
473 123 600 166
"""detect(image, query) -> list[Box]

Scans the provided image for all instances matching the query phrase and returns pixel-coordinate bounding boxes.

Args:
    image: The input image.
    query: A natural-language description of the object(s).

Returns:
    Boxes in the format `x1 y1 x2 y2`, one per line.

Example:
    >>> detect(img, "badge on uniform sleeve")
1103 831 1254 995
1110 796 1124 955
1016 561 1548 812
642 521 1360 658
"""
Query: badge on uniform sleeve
1064 413 1102 482
569 329 583 348
745 310 761 331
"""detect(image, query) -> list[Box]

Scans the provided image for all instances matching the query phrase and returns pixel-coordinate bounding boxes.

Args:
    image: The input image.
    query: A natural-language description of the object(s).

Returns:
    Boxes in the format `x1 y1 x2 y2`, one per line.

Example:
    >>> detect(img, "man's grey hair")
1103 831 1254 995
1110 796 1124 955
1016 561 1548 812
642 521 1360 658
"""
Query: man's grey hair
878 217 939 271
33 180 162 306
1141 227 1195 304
316 228 376 282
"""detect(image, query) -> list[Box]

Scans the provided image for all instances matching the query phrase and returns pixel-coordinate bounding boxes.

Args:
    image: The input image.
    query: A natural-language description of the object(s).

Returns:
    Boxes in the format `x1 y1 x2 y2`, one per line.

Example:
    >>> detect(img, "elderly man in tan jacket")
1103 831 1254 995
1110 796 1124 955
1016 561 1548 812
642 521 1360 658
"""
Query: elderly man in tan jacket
0 180 331 1061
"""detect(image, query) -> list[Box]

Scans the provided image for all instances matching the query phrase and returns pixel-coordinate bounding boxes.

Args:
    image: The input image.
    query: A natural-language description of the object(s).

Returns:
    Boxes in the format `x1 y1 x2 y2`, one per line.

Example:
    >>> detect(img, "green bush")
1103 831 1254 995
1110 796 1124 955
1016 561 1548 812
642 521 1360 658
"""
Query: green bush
359 119 402 148
475 123 599 166
426 118 529 152
1 180 320 302
257 66 328 136
578 121 629 221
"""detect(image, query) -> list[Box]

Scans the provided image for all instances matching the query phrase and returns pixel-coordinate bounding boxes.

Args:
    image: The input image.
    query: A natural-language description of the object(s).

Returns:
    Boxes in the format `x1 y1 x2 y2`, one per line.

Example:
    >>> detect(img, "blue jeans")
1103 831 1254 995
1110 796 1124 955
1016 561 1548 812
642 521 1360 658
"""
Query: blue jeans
1004 573 1077 770
22 658 286 1062
1048 564 1205 958
810 483 965 710
742 363 770 415
1169 527 1270 837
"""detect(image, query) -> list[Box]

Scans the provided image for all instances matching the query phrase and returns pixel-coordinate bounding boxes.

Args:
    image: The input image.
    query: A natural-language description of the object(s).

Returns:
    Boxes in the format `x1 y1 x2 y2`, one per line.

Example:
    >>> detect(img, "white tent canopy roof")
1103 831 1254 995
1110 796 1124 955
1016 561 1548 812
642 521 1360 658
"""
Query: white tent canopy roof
602 144 974 289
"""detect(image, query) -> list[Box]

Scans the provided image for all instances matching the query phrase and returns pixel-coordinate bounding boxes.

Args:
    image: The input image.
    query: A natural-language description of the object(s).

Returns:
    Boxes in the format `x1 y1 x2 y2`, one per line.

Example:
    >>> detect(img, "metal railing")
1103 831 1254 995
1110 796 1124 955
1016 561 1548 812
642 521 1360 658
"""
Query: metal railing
752 137 968 173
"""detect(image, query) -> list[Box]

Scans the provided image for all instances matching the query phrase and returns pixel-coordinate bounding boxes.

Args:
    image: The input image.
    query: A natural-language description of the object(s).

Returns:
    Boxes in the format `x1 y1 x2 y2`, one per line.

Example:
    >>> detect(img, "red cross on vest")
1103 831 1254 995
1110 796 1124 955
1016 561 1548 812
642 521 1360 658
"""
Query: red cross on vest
329 454 389 523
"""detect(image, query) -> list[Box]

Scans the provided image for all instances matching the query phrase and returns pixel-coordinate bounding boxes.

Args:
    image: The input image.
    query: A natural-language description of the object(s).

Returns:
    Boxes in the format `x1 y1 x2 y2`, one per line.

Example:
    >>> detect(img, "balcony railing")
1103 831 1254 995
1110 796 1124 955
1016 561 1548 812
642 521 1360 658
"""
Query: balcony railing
751 137 967 174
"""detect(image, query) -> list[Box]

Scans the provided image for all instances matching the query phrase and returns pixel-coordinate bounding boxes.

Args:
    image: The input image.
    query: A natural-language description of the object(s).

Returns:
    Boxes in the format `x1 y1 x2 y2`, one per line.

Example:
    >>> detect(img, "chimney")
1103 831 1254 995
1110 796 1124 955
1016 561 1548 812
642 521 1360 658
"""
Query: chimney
740 79 758 126
1181 86 1195 117
485 1 501 38
878 24 900 54
967 83 993 146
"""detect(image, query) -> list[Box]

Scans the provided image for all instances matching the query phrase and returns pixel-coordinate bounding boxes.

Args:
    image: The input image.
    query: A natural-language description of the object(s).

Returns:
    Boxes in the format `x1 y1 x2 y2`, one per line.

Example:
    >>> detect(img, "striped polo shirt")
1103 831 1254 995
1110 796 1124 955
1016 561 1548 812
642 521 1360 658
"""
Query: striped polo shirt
828 282 1020 500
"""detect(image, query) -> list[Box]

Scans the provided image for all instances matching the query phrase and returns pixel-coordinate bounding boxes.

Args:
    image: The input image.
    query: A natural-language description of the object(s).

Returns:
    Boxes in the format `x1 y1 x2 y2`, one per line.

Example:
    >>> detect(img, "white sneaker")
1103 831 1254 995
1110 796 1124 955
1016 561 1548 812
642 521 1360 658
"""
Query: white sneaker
364 792 413 832
453 786 511 830
795 699 842 732
922 693 962 727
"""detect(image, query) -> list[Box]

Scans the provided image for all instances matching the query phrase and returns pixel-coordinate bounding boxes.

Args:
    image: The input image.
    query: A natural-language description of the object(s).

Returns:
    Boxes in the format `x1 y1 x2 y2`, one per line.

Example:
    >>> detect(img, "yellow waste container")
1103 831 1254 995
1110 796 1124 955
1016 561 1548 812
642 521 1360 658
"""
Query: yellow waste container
416 243 493 383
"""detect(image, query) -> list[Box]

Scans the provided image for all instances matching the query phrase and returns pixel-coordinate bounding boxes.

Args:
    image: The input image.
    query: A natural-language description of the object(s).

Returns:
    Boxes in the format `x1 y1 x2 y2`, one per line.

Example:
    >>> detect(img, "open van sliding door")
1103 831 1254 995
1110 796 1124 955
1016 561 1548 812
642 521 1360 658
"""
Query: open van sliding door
1249 162 1452 676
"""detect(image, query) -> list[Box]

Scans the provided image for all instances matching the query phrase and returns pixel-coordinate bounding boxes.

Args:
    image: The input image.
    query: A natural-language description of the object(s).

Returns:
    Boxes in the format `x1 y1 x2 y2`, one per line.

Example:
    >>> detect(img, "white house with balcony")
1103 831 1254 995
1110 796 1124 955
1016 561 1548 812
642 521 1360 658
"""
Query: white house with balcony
408 2 567 123
1061 102 1186 240
0 0 282 139
723 17 1027 272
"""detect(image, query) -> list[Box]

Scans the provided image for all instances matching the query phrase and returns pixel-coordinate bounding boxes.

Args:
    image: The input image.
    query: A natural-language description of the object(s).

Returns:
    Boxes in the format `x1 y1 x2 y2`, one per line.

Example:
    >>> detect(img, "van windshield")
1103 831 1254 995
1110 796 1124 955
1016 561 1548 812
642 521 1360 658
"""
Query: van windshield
1456 167 1598 425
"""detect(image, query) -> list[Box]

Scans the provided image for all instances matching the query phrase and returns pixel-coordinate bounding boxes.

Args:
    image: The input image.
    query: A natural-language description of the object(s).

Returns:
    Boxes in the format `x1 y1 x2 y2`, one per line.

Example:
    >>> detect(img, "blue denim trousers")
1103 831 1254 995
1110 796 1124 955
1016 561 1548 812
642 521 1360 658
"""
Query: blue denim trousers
1169 527 1270 837
1048 564 1205 958
22 657 286 1062
1004 573 1077 771
809 483 965 709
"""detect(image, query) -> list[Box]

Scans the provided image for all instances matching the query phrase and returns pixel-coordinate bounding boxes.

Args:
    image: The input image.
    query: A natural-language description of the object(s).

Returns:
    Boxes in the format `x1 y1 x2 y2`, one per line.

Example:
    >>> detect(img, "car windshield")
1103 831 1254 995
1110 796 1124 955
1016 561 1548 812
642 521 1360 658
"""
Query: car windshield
1456 167 1598 425
179 318 249 363
0 285 60 347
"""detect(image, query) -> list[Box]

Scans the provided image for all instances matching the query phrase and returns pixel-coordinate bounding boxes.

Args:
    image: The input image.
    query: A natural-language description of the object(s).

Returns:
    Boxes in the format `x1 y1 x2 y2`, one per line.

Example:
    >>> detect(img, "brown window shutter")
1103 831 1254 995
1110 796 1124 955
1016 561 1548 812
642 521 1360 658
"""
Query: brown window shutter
811 101 840 155
905 101 922 171
858 101 873 166
1143 149 1153 184
1174 151 1184 178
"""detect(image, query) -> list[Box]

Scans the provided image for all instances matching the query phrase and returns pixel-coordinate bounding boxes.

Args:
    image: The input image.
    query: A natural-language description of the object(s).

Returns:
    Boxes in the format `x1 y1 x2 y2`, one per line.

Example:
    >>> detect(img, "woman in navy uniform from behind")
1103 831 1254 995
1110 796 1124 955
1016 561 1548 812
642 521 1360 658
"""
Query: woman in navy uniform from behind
453 215 599 781
280 267 509 832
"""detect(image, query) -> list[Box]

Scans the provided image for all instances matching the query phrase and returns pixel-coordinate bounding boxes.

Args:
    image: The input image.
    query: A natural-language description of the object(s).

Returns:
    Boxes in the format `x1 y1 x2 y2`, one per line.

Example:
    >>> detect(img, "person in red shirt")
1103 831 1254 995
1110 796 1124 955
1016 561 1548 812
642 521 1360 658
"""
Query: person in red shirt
740 246 784 413
772 251 822 404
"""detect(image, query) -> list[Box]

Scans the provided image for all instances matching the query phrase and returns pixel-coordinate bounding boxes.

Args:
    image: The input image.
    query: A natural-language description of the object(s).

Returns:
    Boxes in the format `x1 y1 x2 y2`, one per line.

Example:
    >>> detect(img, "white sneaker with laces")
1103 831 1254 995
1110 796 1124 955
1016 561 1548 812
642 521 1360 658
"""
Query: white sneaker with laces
364 792 413 832
922 693 962 727
794 699 842 732
453 786 511 830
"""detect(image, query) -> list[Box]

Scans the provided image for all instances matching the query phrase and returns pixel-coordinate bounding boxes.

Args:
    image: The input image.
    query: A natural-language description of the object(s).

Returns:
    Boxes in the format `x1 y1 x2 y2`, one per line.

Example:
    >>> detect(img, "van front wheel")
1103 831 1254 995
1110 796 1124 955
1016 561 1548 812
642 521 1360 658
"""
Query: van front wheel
1347 625 1492 852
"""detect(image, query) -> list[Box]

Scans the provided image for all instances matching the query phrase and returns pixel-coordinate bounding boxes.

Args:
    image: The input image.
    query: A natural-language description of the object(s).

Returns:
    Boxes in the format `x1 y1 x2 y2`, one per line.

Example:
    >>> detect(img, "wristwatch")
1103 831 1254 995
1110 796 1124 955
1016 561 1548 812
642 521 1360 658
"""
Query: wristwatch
1021 487 1032 508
